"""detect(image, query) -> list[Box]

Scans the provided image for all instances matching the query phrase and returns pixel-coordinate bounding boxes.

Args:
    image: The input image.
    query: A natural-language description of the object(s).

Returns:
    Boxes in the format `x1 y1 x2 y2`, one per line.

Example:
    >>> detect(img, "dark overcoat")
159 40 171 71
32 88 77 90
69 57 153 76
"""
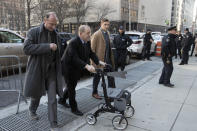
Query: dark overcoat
61 36 99 81
23 23 63 99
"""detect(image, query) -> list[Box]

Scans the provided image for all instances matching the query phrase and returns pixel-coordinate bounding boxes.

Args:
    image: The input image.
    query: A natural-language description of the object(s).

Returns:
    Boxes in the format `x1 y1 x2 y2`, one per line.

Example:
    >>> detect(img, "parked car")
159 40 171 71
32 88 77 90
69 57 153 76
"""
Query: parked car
59 32 76 56
110 34 118 42
125 31 157 57
152 34 162 43
0 28 27 68
151 32 161 36
59 32 75 42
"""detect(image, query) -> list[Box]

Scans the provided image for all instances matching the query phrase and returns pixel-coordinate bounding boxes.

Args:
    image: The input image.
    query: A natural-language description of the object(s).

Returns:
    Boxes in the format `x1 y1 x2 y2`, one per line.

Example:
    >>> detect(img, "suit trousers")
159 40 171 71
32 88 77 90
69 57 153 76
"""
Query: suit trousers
61 76 78 111
29 63 57 126
92 68 116 94
159 57 173 84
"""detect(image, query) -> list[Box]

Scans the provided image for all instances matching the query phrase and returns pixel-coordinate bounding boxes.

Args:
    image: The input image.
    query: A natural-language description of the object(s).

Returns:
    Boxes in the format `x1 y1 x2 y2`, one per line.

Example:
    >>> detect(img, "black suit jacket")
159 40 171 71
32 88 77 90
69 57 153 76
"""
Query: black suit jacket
62 36 99 81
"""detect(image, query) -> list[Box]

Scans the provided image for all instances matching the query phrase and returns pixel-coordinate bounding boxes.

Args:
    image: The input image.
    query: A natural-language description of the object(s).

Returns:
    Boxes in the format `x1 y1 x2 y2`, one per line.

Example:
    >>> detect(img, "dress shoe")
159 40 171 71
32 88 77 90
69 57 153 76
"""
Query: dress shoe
29 110 39 120
71 110 83 116
164 83 174 87
147 59 152 61
50 122 59 131
179 63 184 65
50 128 59 131
159 82 163 84
58 99 70 108
92 94 102 99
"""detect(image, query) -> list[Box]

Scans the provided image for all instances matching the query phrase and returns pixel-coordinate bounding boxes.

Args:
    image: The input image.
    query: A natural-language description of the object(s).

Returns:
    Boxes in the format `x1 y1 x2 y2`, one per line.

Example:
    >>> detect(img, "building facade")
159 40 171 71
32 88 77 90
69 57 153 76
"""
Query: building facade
0 0 26 31
137 0 172 32
63 0 139 33
181 0 195 31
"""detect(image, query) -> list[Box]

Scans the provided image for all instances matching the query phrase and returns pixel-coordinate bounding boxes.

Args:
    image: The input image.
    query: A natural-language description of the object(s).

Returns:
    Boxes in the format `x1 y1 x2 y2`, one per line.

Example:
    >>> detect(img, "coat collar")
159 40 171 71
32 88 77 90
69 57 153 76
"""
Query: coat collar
39 23 58 35
99 29 107 44
76 36 84 45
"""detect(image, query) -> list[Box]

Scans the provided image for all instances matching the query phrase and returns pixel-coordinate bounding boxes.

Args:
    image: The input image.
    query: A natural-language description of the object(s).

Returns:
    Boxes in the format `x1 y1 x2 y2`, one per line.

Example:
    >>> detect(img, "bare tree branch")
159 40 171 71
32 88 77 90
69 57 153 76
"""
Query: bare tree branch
95 3 116 22
71 0 94 31
25 0 38 29
48 0 70 31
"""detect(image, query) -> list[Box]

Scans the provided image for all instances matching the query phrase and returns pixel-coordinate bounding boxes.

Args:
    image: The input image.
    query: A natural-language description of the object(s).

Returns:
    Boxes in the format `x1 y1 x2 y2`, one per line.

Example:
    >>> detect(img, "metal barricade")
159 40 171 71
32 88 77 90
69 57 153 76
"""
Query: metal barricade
0 55 27 114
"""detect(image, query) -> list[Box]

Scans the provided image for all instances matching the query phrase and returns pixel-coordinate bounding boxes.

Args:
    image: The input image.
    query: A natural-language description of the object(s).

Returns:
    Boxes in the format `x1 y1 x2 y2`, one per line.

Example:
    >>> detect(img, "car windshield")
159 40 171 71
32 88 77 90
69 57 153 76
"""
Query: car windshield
127 34 141 40
152 35 161 41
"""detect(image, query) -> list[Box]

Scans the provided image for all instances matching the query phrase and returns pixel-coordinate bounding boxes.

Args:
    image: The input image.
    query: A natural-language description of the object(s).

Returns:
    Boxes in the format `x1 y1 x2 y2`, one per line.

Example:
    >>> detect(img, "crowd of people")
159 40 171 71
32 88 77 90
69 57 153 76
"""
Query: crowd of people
23 11 197 131
23 12 133 131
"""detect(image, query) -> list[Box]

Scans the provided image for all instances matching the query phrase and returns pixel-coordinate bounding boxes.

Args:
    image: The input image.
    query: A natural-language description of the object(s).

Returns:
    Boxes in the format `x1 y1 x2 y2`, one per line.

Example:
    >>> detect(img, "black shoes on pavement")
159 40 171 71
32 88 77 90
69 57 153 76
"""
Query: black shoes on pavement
159 82 174 87
164 83 174 87
179 62 188 65
58 99 70 108
71 109 83 116
58 98 83 116
29 110 39 120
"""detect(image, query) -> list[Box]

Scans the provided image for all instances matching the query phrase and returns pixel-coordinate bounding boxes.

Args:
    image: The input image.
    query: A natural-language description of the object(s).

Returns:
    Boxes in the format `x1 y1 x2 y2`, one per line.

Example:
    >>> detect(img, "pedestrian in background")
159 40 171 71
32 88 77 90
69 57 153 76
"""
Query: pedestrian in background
194 33 197 57
91 18 116 99
175 31 183 59
113 26 132 71
190 34 196 56
23 12 63 131
179 28 193 65
142 29 154 61
159 26 177 87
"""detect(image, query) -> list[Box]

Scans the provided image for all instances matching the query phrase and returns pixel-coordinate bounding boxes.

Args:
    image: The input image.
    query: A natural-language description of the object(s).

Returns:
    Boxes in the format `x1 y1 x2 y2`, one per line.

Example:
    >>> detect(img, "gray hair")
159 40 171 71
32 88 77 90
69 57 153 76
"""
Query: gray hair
78 25 91 34
45 12 58 20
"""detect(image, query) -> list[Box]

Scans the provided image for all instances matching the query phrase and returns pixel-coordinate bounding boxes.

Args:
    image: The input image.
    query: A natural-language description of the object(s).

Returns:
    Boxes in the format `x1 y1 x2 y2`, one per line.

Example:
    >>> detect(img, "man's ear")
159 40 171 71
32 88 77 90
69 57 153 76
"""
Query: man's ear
44 18 47 23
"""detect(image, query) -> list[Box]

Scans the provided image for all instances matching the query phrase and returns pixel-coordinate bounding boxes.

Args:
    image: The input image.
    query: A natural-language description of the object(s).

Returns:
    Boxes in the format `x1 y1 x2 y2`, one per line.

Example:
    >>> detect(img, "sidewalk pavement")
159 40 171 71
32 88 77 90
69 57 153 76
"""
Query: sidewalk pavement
61 56 197 131
1 56 197 131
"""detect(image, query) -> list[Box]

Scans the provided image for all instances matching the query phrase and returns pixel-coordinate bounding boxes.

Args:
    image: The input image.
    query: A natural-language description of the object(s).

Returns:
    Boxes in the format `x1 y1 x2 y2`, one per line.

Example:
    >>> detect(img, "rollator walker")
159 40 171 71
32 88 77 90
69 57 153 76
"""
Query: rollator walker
85 65 135 130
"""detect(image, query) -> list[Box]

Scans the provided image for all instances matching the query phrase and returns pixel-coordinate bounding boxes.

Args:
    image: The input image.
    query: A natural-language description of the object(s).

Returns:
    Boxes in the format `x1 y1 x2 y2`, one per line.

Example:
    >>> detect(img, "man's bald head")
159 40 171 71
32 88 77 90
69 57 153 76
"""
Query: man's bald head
78 25 91 43
44 12 58 31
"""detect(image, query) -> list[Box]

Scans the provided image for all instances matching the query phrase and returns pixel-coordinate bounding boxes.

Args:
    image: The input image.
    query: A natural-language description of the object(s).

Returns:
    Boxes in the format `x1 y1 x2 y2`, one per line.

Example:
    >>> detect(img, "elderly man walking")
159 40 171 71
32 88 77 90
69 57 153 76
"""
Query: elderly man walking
23 12 63 130
59 25 104 116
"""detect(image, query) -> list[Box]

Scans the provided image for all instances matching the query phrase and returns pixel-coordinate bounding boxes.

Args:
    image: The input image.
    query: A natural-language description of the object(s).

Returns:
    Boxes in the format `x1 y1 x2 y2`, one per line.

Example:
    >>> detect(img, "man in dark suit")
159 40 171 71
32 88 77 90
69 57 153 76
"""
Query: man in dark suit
58 25 105 116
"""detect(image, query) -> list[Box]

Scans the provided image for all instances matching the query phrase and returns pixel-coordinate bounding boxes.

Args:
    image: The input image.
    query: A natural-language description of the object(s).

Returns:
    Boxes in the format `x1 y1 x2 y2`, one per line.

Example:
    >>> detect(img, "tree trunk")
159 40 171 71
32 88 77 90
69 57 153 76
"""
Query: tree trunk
27 1 31 30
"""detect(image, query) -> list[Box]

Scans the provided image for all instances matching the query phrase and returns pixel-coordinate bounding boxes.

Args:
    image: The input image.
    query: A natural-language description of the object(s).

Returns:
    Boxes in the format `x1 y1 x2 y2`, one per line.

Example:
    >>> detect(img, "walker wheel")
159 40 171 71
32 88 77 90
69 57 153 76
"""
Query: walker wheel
124 105 135 118
112 115 128 130
86 113 97 125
